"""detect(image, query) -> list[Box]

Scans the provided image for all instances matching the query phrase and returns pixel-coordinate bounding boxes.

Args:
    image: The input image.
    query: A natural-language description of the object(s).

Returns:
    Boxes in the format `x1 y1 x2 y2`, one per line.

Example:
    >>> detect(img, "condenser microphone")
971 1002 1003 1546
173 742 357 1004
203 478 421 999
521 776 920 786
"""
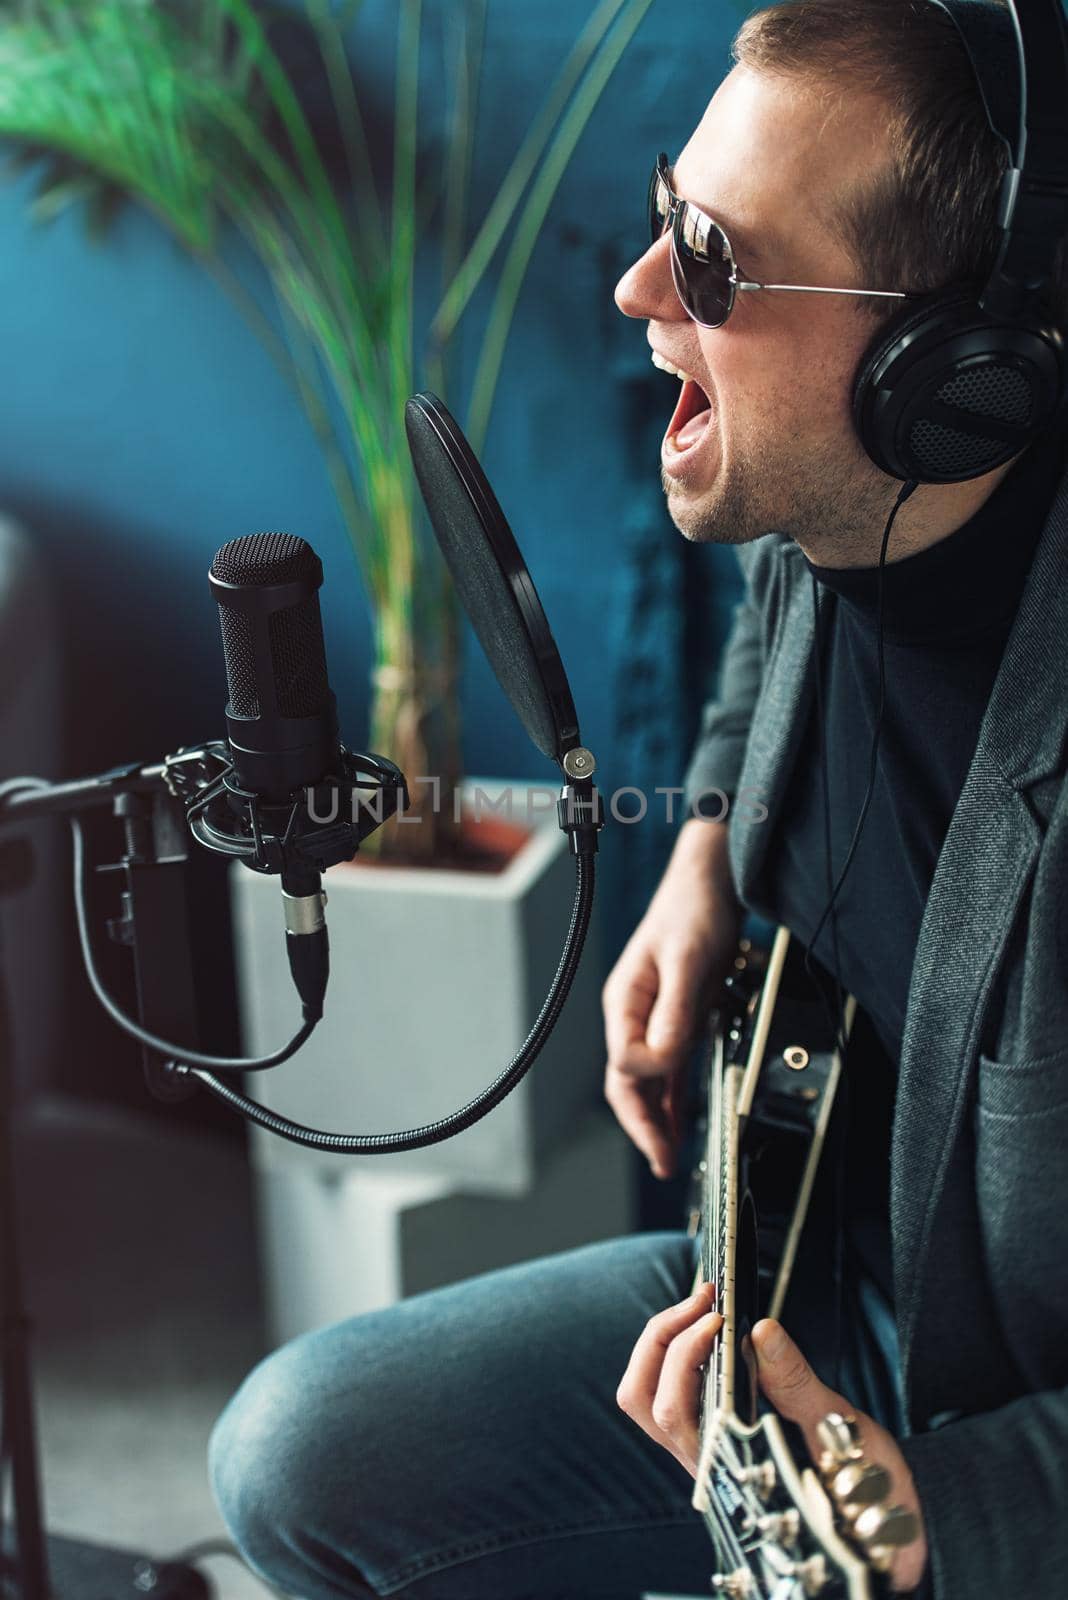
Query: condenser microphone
209 531 344 1019
209 532 341 802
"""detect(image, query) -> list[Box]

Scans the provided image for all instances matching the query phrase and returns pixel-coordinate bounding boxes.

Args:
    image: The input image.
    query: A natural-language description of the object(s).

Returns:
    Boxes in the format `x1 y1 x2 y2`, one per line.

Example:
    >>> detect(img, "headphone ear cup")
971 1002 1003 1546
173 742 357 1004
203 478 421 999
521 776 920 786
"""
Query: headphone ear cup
853 289 1065 483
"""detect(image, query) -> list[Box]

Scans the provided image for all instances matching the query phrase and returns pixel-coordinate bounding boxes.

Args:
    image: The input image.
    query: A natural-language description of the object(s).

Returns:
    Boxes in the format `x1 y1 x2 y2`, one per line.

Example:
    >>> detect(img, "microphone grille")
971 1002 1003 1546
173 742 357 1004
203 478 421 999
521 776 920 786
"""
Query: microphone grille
271 598 330 717
218 607 260 718
211 531 319 587
211 531 330 721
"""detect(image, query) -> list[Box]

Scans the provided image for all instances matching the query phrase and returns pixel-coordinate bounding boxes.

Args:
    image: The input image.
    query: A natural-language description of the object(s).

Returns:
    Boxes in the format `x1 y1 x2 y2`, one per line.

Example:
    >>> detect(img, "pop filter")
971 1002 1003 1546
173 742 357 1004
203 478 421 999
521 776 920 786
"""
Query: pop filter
405 392 593 779
0 398 604 1163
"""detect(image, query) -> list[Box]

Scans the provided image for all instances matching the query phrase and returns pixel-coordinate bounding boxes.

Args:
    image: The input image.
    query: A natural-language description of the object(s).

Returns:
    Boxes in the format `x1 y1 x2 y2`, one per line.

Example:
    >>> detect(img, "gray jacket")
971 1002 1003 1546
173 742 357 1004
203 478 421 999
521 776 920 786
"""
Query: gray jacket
681 468 1068 1598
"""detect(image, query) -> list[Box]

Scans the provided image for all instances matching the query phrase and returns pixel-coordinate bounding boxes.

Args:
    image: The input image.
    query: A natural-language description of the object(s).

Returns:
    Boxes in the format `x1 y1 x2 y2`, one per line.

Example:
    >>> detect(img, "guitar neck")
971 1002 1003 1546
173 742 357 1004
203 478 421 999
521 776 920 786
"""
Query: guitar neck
686 929 879 1600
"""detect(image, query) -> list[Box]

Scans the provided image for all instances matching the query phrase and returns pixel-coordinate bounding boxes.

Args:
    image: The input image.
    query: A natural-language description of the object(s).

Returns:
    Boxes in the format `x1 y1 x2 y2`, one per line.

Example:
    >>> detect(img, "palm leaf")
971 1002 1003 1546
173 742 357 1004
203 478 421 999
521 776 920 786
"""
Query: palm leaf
0 0 658 852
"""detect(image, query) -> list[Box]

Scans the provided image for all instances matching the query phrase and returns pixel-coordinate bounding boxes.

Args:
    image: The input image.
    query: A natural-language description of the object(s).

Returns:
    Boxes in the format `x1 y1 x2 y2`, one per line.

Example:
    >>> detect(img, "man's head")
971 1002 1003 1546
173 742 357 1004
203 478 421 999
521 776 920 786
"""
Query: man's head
614 0 1068 564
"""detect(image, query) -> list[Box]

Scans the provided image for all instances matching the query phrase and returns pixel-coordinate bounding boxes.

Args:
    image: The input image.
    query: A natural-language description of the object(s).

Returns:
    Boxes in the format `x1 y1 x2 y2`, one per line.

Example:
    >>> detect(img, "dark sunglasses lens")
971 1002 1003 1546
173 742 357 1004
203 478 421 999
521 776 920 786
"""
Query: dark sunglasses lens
673 204 733 327
648 165 671 246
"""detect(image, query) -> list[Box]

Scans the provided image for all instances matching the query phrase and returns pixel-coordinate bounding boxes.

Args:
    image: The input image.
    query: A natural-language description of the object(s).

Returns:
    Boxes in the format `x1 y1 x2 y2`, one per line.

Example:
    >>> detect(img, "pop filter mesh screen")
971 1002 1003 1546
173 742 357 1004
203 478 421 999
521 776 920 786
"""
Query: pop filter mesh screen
405 397 567 764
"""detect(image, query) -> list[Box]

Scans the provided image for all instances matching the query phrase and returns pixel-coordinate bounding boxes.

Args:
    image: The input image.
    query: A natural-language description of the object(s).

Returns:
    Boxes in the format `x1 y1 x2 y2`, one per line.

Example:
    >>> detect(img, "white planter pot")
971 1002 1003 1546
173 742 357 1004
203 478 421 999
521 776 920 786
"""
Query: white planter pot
232 776 605 1190
253 1108 633 1343
231 779 631 1337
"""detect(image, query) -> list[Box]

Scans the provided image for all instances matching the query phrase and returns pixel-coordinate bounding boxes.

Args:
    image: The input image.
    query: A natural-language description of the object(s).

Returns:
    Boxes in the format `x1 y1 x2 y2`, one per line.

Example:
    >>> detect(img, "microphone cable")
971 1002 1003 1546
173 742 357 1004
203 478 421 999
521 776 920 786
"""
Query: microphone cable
185 850 596 1153
70 814 317 1072
62 803 596 1153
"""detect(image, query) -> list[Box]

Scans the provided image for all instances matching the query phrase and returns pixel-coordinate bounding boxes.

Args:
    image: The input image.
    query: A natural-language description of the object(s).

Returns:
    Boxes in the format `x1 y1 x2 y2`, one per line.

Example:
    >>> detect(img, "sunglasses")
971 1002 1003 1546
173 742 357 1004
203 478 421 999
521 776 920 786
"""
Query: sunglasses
648 153 912 329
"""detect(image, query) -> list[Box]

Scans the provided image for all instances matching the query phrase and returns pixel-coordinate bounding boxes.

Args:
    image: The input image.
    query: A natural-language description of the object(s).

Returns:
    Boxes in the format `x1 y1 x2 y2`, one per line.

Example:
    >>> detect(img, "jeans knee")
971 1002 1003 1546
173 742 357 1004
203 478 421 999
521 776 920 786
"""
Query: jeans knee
208 1365 274 1557
209 1341 324 1574
209 1325 387 1599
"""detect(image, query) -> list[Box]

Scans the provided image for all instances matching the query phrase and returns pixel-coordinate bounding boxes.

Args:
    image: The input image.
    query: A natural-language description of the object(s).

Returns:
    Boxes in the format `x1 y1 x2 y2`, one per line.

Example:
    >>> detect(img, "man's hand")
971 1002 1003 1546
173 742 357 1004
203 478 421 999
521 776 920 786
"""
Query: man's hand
616 1292 929 1594
602 819 741 1179
615 1281 723 1476
751 1318 928 1592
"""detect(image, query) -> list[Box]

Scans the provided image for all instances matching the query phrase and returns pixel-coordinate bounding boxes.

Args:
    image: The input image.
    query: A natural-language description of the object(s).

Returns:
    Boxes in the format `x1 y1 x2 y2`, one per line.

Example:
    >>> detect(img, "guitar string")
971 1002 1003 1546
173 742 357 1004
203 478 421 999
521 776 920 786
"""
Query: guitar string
699 1426 775 1583
697 1202 756 1581
699 1171 771 1586
720 1433 774 1556
715 1435 814 1600
696 988 809 1593
699 1370 797 1583
694 1003 774 1588
701 1454 753 1581
699 1054 760 1584
695 1272 745 1575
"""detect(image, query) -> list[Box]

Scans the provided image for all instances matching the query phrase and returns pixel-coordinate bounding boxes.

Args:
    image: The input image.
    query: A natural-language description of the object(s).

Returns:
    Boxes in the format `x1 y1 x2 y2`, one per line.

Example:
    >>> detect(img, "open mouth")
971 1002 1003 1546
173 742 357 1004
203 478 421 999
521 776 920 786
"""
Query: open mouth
666 377 713 454
650 351 714 461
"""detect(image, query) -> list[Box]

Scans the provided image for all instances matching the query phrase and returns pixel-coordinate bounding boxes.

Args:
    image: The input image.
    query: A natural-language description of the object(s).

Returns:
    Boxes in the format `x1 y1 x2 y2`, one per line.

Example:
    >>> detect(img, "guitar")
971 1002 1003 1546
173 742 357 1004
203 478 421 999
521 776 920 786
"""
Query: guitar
686 927 919 1598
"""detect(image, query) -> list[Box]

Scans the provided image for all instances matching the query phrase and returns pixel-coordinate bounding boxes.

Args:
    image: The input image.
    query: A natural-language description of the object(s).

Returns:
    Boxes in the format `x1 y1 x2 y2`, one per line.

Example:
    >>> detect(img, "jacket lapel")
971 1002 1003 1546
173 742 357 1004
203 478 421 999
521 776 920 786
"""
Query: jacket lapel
730 543 816 902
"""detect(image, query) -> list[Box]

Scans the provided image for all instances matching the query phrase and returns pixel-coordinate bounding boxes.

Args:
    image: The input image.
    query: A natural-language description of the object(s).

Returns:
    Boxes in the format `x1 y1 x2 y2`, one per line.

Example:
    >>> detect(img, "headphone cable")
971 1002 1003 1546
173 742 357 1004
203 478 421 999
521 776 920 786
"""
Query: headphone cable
803 476 918 1388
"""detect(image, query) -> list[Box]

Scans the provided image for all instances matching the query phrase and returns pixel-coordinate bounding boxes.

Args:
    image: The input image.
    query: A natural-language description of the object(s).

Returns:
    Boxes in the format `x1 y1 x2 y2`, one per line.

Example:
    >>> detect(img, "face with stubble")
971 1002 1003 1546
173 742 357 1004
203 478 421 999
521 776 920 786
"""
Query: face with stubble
614 65 911 563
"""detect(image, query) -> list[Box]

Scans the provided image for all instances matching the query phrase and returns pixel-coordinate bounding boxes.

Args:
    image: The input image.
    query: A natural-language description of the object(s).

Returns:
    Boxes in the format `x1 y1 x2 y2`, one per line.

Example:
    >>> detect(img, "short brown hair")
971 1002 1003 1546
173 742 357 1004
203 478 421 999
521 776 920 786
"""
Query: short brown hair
731 0 1068 327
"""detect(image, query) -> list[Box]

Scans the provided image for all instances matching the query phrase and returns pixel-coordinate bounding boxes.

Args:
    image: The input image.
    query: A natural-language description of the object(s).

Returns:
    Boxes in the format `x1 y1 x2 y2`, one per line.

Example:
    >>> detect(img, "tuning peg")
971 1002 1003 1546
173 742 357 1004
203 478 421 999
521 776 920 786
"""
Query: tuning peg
740 1460 777 1500
854 1502 922 1551
816 1411 863 1473
756 1508 801 1547
792 1553 830 1595
829 1459 893 1517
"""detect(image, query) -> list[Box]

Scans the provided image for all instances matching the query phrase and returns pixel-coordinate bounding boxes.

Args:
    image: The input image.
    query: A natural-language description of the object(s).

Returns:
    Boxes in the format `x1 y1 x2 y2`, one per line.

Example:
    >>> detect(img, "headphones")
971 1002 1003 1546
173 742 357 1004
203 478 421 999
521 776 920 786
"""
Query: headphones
852 0 1068 483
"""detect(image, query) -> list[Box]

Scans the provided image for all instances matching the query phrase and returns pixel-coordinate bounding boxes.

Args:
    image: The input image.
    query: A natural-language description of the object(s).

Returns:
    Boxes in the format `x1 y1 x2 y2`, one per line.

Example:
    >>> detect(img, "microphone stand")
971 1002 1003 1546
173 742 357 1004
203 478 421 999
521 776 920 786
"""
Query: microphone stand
1 768 211 1600
0 839 48 1600
0 742 408 1596
0 739 594 1591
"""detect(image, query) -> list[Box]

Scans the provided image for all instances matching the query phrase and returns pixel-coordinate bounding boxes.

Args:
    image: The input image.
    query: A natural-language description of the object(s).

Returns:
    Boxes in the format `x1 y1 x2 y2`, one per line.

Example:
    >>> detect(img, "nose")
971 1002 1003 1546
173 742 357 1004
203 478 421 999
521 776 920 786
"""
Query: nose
614 233 684 323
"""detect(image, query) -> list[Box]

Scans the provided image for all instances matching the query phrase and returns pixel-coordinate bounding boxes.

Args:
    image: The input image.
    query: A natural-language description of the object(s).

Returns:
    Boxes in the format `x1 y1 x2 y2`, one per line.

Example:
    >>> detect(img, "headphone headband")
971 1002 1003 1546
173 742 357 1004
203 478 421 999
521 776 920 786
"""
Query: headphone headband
930 0 1068 317
852 0 1068 482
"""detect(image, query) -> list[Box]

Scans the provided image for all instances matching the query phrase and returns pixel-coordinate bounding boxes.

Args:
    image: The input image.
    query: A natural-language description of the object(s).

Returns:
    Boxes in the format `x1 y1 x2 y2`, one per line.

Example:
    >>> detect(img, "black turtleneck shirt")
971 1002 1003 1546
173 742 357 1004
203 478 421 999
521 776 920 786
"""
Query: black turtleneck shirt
766 428 1067 1300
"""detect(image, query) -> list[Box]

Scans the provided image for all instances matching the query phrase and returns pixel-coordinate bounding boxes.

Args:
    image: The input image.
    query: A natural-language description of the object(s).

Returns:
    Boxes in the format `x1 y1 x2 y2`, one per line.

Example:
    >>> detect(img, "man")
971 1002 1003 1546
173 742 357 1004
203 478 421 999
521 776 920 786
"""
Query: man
610 1 1068 1595
210 3 1068 1597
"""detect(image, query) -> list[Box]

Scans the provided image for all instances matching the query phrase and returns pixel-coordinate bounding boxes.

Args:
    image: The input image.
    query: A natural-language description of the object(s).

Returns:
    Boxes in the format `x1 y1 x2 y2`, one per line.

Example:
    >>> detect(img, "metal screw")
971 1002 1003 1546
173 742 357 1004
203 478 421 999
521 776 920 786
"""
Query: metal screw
562 747 596 779
711 1570 752 1597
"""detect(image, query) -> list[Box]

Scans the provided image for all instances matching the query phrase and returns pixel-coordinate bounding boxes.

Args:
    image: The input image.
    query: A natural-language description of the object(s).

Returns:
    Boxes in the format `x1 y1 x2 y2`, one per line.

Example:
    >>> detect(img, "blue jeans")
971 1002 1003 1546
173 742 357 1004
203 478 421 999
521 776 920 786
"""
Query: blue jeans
209 1230 903 1600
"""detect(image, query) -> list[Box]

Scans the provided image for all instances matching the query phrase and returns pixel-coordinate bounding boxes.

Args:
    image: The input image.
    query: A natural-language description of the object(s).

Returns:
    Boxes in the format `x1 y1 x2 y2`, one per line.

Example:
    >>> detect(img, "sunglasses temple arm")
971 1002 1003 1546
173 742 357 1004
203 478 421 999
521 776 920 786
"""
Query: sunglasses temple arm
736 281 910 299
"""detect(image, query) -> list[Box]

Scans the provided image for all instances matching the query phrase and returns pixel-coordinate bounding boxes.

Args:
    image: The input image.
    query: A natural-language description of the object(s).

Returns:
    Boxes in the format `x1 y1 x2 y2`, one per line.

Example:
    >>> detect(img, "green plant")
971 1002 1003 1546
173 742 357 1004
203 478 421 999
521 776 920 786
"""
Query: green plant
0 0 657 858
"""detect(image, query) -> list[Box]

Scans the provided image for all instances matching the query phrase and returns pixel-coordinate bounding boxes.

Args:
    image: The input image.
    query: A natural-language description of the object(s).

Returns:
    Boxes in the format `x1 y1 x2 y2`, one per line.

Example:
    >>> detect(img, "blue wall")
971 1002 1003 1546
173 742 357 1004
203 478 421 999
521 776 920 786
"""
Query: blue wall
0 0 746 1108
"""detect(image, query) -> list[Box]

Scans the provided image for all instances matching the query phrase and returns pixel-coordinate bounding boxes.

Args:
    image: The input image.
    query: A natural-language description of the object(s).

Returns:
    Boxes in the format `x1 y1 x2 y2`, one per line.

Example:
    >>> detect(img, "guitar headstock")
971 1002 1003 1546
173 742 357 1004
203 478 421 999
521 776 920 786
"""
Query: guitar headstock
692 1407 918 1599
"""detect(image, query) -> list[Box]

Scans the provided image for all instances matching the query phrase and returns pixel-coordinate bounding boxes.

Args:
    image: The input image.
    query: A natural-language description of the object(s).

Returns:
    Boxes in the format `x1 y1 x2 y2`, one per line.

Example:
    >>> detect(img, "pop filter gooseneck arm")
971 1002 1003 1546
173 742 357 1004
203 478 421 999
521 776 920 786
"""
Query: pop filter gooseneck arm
188 849 596 1153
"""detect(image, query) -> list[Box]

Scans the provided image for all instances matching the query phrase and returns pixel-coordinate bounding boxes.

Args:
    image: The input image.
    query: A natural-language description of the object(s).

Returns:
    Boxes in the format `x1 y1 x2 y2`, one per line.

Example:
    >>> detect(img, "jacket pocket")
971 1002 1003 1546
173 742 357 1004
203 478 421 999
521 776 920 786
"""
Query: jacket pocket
976 1045 1068 1119
974 1048 1068 1385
